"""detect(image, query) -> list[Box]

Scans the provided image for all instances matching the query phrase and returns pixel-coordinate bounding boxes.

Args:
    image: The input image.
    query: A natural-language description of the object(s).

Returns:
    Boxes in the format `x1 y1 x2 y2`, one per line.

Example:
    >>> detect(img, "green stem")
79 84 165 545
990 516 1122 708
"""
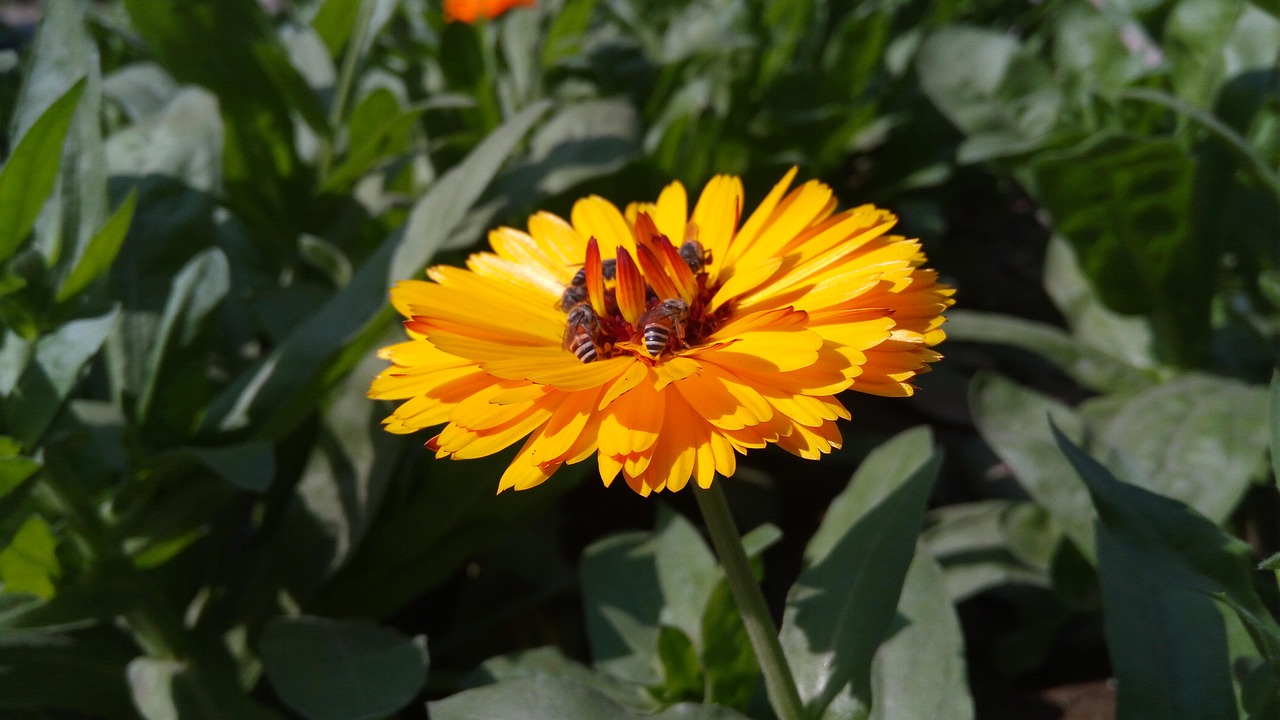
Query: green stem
318 0 376 180
695 481 806 720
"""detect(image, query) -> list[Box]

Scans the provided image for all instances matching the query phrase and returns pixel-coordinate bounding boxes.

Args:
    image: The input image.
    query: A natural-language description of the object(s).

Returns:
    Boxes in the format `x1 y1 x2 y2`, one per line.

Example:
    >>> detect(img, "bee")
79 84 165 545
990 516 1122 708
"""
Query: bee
637 298 689 357
560 259 618 311
679 239 708 273
563 303 604 363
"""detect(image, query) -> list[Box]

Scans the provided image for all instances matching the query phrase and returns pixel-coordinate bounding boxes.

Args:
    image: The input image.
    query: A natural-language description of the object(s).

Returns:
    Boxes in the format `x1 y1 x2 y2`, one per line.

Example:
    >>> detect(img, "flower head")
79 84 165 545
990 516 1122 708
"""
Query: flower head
444 0 535 23
370 169 953 495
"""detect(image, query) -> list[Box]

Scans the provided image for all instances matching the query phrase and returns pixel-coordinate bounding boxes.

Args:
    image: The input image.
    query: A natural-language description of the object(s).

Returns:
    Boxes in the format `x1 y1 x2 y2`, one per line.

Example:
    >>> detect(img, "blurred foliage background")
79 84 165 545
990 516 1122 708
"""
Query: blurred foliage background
0 0 1278 718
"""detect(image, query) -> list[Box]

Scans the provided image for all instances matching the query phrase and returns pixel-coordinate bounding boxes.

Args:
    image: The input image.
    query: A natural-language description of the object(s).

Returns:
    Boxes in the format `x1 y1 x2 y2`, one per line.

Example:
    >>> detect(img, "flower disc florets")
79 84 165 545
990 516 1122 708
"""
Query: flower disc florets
370 169 954 495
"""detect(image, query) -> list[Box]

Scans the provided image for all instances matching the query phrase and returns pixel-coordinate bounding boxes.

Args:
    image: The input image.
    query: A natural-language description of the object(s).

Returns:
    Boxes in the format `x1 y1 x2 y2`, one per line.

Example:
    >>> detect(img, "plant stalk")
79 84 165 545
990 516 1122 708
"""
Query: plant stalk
695 480 806 720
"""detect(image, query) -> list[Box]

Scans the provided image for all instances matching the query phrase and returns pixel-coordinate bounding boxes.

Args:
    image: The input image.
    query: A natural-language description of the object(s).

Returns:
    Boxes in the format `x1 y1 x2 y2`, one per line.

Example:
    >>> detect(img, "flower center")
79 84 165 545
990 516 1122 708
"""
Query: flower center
559 216 728 363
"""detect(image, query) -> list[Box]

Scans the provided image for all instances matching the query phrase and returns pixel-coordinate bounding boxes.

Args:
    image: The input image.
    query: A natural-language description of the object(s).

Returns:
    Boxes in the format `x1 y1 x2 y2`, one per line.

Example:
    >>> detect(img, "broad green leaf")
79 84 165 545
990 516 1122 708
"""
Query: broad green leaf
0 514 59 598
1054 427 1276 720
201 100 549 441
321 99 426 193
869 548 974 720
779 426 941 717
1080 373 1269 524
0 448 39 501
653 506 718 653
945 309 1154 395
473 646 660 712
4 307 119 446
970 372 1096 560
311 0 396 60
1041 236 1157 374
915 26 1061 162
922 500 1056 602
430 678 754 720
56 190 137 301
135 247 230 421
0 79 85 263
580 530 664 686
104 88 223 192
259 616 428 720
1030 135 1207 366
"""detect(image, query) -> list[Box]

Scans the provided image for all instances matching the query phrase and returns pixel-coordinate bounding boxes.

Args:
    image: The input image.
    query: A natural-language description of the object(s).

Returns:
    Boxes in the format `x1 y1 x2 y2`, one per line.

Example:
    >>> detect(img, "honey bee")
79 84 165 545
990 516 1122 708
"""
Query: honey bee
560 259 618 311
637 298 689 357
563 303 604 363
679 239 708 273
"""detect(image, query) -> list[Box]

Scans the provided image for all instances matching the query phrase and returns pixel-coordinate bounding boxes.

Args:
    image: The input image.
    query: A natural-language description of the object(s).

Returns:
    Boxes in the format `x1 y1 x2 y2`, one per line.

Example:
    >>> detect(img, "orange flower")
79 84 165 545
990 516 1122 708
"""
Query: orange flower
370 170 954 495
443 0 535 23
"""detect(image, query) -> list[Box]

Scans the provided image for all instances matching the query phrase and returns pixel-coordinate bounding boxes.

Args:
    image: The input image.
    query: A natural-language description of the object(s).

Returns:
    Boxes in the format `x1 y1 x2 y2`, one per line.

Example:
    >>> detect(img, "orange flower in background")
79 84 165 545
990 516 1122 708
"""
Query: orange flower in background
444 0 535 23
370 169 954 495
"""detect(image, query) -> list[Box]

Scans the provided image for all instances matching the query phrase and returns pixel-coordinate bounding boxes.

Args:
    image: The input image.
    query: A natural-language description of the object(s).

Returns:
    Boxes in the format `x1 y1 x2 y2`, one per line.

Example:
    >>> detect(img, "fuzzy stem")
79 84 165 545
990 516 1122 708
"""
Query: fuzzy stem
695 481 806 720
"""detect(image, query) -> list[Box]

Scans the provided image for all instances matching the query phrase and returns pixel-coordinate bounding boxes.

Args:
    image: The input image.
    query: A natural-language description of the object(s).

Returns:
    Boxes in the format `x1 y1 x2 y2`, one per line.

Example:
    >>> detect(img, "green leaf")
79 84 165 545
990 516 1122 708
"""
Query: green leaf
259 616 428 720
201 100 549 441
4 307 119 446
699 581 756 710
779 426 941 717
1030 135 1208 366
136 247 230 421
122 0 324 235
0 78 85 263
56 190 137 301
0 514 59 598
1054 426 1276 720
430 677 754 720
188 443 275 492
869 548 974 720
321 99 426 193
657 625 703 702
945 309 1154 394
970 372 1096 560
473 646 660 712
1164 0 1247 108
390 99 551 281
580 530 663 686
915 26 1061 162
1079 373 1269 524
653 506 718 653
922 500 1056 602
1249 0 1280 20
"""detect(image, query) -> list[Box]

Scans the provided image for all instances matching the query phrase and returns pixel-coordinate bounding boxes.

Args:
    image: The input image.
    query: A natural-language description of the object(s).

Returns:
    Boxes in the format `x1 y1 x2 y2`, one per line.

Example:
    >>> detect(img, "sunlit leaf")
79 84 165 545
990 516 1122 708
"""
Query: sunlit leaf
430 677 754 720
0 79 85 263
0 515 59 598
779 426 940 717
259 616 428 720
869 548 974 720
56 190 137 302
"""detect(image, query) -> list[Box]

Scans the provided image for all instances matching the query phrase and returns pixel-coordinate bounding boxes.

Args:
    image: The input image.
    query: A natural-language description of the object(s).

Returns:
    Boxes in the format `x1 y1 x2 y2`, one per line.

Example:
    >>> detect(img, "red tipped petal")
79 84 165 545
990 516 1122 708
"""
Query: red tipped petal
614 248 647 325
657 232 697 303
635 244 681 301
584 236 608 316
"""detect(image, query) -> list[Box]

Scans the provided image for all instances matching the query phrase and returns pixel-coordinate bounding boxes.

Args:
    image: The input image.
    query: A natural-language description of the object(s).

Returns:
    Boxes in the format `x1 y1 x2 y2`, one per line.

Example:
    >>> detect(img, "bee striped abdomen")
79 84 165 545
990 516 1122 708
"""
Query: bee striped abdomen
571 331 598 362
644 324 671 356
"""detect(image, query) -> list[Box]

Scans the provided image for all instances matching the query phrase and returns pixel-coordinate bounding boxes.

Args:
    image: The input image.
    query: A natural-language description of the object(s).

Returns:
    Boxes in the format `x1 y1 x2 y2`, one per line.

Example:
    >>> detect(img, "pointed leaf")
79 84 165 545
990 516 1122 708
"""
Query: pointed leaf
56 190 137 301
1054 427 1274 720
0 78 85 262
779 426 941 716
0 514 59 598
